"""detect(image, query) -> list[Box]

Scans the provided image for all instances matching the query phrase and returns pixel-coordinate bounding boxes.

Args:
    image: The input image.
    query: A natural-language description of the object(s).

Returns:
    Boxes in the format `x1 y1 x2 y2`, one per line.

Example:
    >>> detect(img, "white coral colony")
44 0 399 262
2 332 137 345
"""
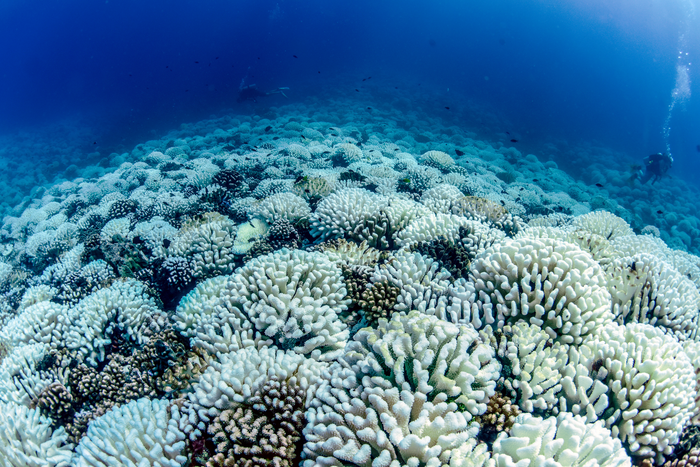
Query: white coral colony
303 311 500 466
468 237 613 344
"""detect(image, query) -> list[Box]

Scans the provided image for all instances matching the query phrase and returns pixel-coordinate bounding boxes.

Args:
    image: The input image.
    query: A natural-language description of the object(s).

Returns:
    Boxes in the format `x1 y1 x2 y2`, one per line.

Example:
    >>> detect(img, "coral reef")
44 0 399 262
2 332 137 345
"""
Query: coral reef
0 102 698 466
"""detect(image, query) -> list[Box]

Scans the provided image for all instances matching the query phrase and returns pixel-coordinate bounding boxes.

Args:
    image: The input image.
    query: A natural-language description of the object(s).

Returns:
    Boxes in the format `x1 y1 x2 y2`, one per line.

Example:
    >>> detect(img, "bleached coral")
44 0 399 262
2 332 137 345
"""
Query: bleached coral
0 301 74 350
480 322 568 413
573 211 634 240
174 275 271 355
490 412 631 467
182 346 325 439
517 226 618 265
371 249 452 315
467 237 613 344
228 249 350 360
64 279 164 365
310 188 392 248
421 183 464 214
566 322 696 463
396 213 474 249
168 212 237 277
421 150 456 171
0 400 74 467
251 192 311 224
316 238 385 267
605 253 700 339
303 311 499 467
232 217 268 255
128 216 177 258
0 343 54 406
334 142 365 164
73 397 186 467
99 217 132 243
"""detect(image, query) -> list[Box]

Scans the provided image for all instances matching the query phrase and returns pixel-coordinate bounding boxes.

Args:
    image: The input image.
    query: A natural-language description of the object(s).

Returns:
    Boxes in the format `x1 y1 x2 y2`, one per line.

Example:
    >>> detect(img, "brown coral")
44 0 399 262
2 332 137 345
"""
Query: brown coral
664 449 700 467
30 382 75 424
204 378 305 467
339 264 373 327
414 236 471 280
359 279 400 325
474 390 521 448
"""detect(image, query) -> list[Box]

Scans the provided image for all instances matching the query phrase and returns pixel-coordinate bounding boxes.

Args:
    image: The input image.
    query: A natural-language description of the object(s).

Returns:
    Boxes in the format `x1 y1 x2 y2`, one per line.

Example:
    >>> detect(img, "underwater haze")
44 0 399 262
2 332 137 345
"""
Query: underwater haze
1 0 699 165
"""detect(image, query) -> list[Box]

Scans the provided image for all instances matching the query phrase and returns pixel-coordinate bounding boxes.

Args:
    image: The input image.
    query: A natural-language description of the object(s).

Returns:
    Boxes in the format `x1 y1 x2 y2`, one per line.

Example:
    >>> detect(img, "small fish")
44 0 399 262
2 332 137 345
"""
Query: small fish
657 210 663 214
93 142 97 145
506 131 511 135
293 55 298 58
595 183 603 187
273 136 279 140
455 149 464 156
300 135 306 140
264 126 272 132
533 179 539 182
321 151 331 154
394 148 400 151
696 144 700 152
355 89 360 92
195 61 199 63
367 107 372 110
445 107 450 110
510 139 518 143
401 178 411 183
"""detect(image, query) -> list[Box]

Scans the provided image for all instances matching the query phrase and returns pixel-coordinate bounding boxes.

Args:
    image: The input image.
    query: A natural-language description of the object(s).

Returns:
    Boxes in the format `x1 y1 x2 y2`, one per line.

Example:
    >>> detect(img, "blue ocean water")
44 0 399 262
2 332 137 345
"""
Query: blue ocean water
1 0 698 177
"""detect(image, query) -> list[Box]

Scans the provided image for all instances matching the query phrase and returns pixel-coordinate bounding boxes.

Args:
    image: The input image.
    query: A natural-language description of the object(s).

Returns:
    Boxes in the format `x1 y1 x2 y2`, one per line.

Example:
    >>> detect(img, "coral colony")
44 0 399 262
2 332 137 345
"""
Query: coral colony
0 101 699 466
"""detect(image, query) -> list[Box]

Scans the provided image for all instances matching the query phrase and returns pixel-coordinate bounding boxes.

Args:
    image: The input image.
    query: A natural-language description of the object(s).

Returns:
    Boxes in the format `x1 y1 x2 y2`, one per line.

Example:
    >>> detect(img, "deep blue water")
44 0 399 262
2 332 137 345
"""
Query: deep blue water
1 0 699 184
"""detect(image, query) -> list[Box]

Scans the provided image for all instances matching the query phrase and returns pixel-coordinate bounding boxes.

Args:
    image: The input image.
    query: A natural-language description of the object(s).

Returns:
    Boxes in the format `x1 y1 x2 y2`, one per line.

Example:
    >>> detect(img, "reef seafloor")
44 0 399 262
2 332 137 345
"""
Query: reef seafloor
0 99 699 467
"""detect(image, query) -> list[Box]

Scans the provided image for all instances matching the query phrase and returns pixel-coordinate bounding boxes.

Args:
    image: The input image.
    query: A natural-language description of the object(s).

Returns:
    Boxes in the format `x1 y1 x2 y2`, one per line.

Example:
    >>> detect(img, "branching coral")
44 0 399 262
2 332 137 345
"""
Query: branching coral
73 397 186 467
182 346 325 440
414 236 473 280
228 248 350 360
0 400 74 467
467 237 613 344
303 311 500 467
358 278 400 325
565 322 696 463
206 378 306 467
605 253 700 339
490 413 631 466
573 210 634 240
371 249 452 315
168 212 237 278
